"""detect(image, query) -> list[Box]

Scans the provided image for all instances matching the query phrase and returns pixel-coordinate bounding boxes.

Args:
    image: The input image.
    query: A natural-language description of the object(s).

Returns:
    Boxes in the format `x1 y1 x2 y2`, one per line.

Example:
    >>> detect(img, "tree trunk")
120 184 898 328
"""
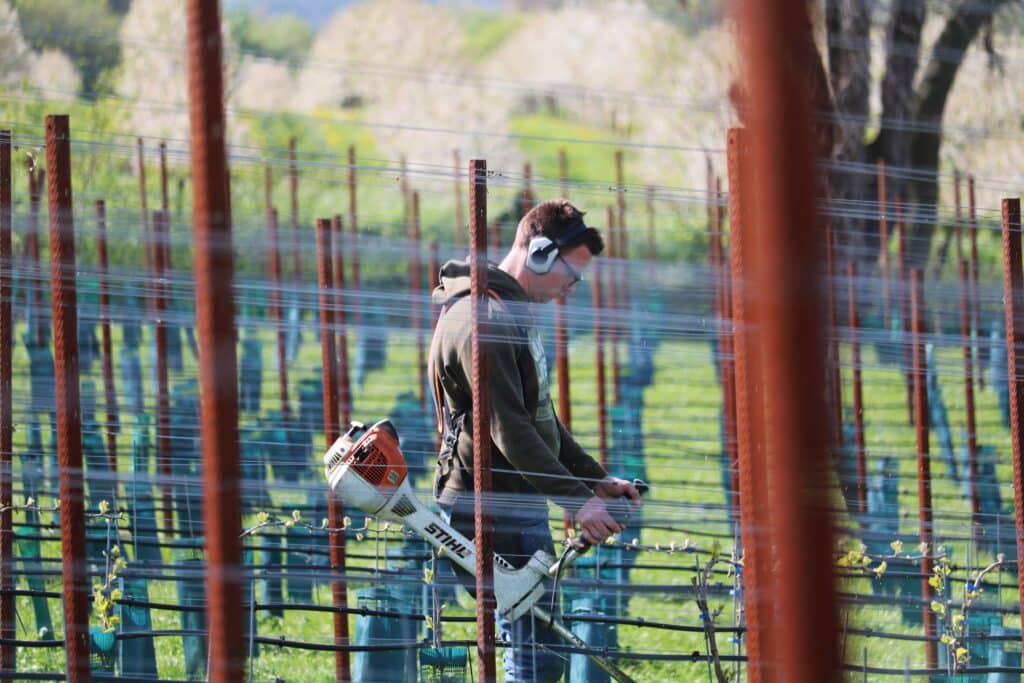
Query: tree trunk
906 0 1009 267
826 0 871 260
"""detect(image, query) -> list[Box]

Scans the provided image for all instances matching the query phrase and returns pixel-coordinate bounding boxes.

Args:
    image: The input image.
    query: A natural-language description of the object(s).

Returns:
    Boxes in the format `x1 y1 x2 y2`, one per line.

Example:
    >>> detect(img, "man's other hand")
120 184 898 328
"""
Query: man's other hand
575 496 622 544
593 476 642 504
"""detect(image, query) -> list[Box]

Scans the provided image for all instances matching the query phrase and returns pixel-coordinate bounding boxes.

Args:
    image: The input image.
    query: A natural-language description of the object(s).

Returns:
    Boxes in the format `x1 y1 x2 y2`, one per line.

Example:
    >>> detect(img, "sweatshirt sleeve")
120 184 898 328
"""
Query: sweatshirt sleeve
466 318 596 513
556 419 607 487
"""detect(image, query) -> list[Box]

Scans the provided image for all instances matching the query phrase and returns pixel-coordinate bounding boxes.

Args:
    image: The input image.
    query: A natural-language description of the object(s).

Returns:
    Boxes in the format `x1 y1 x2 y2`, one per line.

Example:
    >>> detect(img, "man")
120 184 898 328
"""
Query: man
429 198 641 682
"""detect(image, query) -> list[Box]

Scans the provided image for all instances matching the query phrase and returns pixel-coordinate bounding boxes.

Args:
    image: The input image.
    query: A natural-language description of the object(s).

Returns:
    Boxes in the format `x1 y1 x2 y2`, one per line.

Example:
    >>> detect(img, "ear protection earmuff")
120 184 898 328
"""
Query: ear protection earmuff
525 222 589 275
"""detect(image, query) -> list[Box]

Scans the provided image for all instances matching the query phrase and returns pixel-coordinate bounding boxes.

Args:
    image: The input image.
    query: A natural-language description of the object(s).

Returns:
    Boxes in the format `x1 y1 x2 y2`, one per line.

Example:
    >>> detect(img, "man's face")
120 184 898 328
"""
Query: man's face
535 244 593 303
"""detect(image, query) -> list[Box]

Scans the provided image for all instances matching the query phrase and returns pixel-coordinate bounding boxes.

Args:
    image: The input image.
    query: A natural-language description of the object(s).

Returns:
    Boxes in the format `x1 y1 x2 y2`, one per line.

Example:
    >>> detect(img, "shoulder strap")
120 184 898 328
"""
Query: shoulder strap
432 287 511 434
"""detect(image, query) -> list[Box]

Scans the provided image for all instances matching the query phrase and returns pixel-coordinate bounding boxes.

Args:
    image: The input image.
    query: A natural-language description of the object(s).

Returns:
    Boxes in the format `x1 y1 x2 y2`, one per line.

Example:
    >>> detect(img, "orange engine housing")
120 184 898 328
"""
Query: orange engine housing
343 424 408 490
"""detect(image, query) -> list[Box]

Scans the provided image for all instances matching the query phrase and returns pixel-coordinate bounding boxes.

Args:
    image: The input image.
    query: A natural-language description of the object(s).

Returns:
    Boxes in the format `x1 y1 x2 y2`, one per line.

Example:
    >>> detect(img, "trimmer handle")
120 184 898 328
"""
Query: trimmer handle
571 478 649 553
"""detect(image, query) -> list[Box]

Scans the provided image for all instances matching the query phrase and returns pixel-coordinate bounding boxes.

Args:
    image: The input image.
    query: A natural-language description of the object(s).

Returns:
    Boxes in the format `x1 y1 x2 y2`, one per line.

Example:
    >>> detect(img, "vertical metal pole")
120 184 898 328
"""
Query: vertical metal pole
615 151 630 310
825 219 842 451
897 202 913 425
593 259 608 471
716 177 739 511
969 176 982 392
521 162 534 217
263 164 272 215
96 200 119 475
453 149 463 250
184 2 245 678
159 141 169 212
267 207 289 421
959 257 979 531
469 158 496 682
614 150 626 237
429 242 440 328
953 169 963 263
411 191 425 406
332 218 351 427
316 218 350 682
726 127 773 683
289 138 300 283
878 160 890 331
136 138 151 276
998 197 1024 662
400 156 409 229
46 113 91 683
847 261 866 515
910 268 937 669
558 149 568 198
153 211 172 534
0 129 13 682
606 206 620 405
555 294 571 430
25 168 43 347
348 145 360 327
711 212 739 513
555 289 572 534
735 0 840 677
721 262 739 514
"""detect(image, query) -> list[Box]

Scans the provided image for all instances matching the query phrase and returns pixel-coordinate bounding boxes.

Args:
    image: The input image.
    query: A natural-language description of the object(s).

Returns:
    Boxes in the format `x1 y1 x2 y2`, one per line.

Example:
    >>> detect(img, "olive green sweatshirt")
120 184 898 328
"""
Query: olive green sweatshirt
429 260 607 513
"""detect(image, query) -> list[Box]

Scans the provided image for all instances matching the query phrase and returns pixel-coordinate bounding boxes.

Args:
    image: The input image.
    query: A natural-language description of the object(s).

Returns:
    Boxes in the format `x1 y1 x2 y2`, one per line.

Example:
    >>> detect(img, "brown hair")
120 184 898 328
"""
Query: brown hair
513 199 604 255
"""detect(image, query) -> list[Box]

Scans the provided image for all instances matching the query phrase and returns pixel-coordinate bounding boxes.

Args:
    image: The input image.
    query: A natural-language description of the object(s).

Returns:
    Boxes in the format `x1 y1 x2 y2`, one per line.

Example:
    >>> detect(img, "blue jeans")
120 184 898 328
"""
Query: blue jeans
440 501 565 683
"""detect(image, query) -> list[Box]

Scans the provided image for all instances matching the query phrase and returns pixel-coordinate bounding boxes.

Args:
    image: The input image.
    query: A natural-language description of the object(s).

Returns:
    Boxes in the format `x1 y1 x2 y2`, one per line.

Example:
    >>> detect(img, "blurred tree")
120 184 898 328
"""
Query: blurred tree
227 9 313 67
0 2 32 87
827 1 1009 267
12 0 122 97
730 1 1011 268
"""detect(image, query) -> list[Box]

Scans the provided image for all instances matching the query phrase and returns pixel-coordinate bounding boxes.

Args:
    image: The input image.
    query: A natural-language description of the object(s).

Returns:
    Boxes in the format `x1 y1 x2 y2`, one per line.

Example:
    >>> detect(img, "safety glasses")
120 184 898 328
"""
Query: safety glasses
557 254 584 288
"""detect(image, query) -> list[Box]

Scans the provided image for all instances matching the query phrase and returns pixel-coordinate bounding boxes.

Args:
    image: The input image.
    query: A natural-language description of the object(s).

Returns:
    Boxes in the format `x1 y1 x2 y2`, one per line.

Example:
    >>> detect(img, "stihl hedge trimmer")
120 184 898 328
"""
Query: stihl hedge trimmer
324 419 645 683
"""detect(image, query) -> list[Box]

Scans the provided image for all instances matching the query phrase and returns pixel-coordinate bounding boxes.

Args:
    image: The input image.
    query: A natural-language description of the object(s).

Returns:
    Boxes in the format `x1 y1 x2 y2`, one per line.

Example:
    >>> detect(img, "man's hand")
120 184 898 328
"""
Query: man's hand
575 496 623 545
593 476 643 505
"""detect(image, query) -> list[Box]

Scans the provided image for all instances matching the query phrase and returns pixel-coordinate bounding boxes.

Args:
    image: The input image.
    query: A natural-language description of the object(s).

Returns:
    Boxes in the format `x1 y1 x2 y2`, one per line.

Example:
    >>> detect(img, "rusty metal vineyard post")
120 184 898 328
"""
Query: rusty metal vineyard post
556 288 571 535
348 146 360 327
153 211 172 535
136 138 151 278
46 114 91 683
878 160 890 331
558 149 568 198
825 219 842 453
316 218 351 682
184 0 245 678
606 206 620 406
969 176 982 392
734 0 840 678
521 162 534 216
726 126 772 683
593 258 608 471
910 268 937 670
331 215 352 425
454 149 463 249
959 257 980 533
469 158 497 682
708 195 735 507
999 197 1024 661
411 191 426 406
897 204 913 425
267 207 290 422
96 201 119 477
0 129 13 682
289 138 300 284
847 261 866 514
159 141 169 212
